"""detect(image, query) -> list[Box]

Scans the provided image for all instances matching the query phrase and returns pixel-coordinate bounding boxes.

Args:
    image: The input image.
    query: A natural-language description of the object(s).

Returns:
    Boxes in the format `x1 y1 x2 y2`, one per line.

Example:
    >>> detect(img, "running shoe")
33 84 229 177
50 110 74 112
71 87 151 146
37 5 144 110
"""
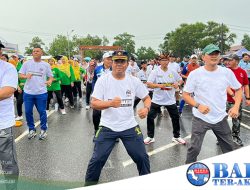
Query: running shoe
61 109 67 115
15 116 23 121
39 130 47 140
144 137 155 145
172 137 186 145
233 136 243 146
28 130 37 139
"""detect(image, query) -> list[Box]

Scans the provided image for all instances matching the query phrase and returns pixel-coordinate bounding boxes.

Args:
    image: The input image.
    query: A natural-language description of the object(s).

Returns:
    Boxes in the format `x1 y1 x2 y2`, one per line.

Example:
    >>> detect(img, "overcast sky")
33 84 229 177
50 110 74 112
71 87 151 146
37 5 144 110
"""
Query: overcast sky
1 0 250 53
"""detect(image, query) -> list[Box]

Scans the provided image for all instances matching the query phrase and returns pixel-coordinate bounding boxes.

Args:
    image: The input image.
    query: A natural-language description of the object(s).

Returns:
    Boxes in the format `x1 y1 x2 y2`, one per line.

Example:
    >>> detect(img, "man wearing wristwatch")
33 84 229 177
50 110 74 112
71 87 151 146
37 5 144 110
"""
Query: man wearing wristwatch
226 54 250 146
183 44 242 164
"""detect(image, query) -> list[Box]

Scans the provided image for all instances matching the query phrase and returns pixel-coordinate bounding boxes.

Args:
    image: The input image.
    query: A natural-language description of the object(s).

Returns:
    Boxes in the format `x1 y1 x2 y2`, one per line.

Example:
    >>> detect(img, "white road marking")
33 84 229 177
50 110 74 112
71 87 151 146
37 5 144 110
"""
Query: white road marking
242 109 250 114
240 122 250 130
122 134 191 168
15 110 55 143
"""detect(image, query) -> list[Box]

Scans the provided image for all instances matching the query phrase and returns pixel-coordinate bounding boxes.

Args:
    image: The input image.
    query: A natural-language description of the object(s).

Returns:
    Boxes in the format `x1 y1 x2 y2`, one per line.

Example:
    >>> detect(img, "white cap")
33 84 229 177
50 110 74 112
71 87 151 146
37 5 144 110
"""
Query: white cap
103 52 112 59
190 54 198 59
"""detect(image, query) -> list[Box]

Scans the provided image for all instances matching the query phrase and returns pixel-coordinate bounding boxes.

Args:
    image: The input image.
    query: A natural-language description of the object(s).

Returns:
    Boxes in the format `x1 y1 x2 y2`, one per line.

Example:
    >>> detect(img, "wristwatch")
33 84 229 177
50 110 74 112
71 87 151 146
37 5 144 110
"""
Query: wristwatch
194 103 200 109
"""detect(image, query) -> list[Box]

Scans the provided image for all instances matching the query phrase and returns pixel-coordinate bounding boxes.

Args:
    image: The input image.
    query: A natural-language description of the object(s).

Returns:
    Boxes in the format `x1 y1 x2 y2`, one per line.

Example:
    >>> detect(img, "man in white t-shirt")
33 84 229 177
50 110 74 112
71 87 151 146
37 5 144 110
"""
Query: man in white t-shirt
144 54 185 145
183 44 242 164
84 50 151 186
126 57 140 76
134 60 153 109
19 47 53 140
0 41 19 190
168 54 181 105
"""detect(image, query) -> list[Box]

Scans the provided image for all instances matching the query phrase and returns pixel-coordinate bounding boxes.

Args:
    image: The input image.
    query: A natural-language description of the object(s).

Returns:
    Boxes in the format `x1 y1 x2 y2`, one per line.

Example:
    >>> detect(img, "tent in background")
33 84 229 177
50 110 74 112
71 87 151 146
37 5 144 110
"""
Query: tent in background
234 48 249 58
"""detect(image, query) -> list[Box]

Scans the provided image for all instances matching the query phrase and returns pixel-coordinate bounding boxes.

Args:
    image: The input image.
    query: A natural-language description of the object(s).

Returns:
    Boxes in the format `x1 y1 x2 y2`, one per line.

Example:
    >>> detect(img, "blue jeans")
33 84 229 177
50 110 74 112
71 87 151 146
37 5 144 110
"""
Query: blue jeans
23 92 48 131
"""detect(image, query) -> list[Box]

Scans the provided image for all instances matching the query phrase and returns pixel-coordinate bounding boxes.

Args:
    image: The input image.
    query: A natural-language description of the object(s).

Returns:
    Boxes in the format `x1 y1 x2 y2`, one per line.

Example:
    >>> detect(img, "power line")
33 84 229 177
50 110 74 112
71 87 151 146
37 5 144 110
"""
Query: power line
226 24 250 30
0 26 58 36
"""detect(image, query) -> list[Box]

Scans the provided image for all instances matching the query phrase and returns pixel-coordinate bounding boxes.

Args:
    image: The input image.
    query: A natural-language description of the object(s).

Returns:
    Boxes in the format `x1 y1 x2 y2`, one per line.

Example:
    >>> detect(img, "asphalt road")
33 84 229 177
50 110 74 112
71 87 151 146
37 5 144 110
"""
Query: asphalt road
3 99 250 190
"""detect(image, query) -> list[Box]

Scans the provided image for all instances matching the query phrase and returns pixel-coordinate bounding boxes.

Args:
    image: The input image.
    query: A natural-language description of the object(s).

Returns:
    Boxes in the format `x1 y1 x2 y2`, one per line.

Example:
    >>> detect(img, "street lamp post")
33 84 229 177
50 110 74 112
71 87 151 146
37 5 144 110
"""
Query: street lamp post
67 30 74 59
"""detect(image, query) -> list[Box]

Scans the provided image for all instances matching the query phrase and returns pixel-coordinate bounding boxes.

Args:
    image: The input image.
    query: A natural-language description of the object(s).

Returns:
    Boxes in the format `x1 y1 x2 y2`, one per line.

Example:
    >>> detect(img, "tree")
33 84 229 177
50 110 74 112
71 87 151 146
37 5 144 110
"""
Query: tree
48 35 70 56
242 34 250 50
25 36 45 55
136 46 157 60
113 32 135 56
159 22 236 57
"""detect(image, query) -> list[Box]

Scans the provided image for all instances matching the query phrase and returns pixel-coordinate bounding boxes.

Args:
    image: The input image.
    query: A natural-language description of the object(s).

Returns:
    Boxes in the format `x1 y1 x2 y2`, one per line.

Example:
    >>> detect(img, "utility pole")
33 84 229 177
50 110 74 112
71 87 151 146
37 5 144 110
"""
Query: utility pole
220 23 224 54
67 30 74 59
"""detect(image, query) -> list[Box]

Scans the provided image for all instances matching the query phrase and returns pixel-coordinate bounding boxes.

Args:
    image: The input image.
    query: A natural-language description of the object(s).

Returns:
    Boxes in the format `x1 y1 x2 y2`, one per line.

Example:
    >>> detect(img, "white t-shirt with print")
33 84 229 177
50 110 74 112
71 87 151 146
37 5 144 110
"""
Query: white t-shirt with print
92 73 148 132
148 67 182 105
184 66 241 124
137 69 153 91
0 60 18 129
126 64 140 76
19 59 53 95
168 62 181 73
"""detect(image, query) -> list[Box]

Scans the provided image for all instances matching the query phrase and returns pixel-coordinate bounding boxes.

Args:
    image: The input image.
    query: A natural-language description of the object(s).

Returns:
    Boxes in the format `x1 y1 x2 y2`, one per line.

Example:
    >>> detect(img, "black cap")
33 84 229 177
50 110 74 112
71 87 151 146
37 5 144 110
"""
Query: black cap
169 53 177 58
112 50 128 61
0 40 5 48
227 54 240 62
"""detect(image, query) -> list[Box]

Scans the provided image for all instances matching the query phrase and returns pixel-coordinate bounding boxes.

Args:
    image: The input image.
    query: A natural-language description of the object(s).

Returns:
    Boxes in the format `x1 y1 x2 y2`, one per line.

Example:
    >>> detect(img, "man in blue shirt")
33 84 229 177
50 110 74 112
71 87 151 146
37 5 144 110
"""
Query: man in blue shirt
239 52 250 85
92 52 112 134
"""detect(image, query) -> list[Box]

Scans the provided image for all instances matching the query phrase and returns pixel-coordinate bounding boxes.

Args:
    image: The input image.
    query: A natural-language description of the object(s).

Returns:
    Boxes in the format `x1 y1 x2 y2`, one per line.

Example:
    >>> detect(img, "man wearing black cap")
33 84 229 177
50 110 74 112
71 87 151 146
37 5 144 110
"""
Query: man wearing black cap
0 41 19 190
226 54 250 146
183 44 242 164
84 50 151 186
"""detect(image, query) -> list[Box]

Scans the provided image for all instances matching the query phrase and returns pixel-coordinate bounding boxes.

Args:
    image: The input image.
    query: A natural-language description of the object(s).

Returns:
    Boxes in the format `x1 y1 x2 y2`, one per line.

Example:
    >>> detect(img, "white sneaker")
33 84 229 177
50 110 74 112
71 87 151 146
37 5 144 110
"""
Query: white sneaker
172 137 186 145
65 98 69 103
54 103 59 111
144 137 155 145
61 109 67 115
86 105 90 110
15 116 23 121
70 105 74 109
79 98 83 103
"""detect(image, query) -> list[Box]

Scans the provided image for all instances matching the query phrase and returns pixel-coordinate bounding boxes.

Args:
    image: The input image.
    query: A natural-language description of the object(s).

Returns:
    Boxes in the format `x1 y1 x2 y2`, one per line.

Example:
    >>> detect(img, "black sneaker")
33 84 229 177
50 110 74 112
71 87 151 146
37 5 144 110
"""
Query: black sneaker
233 136 243 146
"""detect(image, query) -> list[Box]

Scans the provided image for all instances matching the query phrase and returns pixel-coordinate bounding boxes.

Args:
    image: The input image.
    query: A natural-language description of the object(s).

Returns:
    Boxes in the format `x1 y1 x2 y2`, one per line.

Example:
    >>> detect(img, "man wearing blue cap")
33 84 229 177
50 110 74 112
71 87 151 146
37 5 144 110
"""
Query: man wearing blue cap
85 50 151 186
183 44 242 164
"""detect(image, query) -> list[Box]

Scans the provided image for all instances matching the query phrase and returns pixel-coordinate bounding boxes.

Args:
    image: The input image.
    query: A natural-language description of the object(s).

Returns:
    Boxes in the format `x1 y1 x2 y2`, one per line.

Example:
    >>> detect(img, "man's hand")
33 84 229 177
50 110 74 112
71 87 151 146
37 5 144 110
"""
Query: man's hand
71 82 74 87
172 82 179 89
197 104 210 115
26 73 32 79
137 108 148 119
228 106 239 118
45 80 52 87
110 97 121 108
